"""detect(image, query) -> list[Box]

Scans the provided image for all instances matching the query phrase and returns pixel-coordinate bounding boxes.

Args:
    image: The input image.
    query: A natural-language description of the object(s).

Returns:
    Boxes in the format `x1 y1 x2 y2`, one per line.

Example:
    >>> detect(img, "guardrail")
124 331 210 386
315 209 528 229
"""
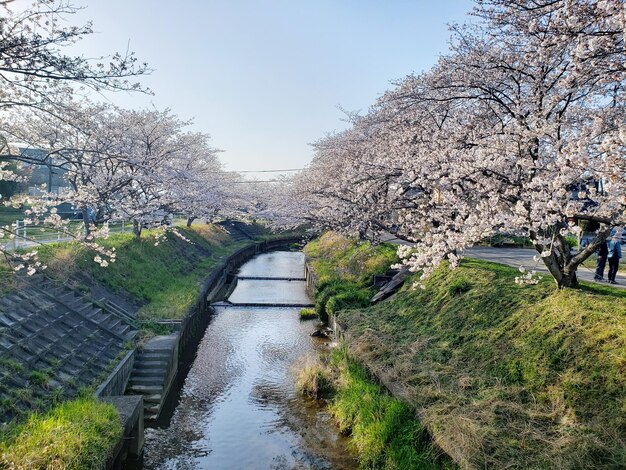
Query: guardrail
3 219 134 251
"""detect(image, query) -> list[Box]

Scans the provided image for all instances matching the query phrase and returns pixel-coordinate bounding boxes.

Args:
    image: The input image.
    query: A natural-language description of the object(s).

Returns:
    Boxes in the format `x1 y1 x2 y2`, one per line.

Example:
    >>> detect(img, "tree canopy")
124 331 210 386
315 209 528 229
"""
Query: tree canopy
292 0 626 288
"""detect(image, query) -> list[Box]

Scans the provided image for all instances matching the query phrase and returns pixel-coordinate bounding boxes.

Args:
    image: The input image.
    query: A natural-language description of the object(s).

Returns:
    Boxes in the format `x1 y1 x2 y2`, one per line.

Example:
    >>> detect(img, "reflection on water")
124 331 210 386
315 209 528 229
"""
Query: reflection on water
143 251 356 469
237 252 306 279
228 280 312 305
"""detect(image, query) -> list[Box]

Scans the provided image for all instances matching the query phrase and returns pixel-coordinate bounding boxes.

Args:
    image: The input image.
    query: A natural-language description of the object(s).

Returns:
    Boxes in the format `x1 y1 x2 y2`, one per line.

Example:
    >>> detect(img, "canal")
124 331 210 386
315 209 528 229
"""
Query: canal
142 250 356 469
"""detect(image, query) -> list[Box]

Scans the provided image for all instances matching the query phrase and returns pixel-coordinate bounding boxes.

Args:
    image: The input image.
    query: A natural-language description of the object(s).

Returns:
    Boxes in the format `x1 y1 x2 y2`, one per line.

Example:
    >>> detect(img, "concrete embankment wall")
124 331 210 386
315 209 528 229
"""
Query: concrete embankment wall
119 236 304 423
99 235 304 466
0 276 138 424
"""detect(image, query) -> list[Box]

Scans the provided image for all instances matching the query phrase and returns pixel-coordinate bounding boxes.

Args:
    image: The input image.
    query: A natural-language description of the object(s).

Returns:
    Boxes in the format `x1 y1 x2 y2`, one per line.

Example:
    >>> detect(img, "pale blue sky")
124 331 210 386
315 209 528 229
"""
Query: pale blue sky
71 1 474 173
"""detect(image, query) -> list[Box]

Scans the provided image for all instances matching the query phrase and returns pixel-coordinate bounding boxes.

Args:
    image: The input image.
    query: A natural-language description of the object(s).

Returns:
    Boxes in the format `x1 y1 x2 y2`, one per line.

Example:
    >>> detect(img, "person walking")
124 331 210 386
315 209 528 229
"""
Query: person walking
594 240 609 281
607 236 623 284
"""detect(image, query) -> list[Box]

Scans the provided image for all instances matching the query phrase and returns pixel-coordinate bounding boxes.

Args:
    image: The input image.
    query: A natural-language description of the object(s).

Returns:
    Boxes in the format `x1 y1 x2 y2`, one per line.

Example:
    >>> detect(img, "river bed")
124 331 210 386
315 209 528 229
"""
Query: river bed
142 251 356 469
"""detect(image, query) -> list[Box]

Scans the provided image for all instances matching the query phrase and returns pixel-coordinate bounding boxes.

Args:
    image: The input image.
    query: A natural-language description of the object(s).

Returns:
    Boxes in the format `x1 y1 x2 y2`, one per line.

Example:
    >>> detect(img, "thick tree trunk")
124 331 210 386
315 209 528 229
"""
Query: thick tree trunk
94 206 107 227
132 219 142 238
533 224 613 289
559 269 578 288
81 206 91 238
186 216 196 227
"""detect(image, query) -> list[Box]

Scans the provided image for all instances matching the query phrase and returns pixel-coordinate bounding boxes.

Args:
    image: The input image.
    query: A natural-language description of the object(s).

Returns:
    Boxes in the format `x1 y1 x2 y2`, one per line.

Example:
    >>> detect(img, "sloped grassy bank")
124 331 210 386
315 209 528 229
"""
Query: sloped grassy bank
303 233 453 469
38 224 252 323
306 233 626 469
305 232 398 324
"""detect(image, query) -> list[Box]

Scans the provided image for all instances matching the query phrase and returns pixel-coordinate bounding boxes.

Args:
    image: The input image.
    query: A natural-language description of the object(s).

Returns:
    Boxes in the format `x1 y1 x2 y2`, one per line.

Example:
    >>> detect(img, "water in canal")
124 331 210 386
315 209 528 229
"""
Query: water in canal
143 251 356 469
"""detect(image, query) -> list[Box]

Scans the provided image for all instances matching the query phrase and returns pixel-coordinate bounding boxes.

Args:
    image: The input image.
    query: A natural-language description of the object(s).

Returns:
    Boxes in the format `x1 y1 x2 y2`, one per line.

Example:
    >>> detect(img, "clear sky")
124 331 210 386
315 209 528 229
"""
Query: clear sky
69 1 474 174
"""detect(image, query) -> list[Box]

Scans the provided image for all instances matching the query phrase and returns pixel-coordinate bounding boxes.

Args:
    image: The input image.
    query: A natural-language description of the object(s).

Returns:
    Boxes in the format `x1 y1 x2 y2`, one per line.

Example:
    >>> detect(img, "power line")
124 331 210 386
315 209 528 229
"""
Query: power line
236 168 303 173
230 180 283 183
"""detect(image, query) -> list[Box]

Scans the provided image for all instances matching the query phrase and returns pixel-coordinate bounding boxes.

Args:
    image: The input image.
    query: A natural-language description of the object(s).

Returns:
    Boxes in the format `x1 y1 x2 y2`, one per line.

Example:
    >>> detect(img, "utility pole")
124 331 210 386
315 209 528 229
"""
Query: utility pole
47 155 53 193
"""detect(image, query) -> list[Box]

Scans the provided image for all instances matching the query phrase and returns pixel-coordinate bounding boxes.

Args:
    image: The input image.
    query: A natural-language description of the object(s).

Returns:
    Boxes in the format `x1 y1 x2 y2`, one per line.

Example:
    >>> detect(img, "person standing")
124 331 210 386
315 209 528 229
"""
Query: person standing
607 236 623 285
594 240 609 281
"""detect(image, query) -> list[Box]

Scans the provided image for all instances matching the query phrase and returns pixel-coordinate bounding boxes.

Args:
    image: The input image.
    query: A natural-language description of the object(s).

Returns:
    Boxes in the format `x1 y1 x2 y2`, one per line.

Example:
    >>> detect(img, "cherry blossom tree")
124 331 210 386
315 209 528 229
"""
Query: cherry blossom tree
0 0 150 113
0 0 150 273
299 0 626 288
240 177 304 228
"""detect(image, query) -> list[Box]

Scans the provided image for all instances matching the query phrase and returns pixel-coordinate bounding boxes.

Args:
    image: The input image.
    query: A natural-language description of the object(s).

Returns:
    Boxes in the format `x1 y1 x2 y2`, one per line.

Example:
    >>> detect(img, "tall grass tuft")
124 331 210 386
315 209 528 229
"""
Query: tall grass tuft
328 346 445 469
299 308 317 320
0 397 122 469
294 356 335 400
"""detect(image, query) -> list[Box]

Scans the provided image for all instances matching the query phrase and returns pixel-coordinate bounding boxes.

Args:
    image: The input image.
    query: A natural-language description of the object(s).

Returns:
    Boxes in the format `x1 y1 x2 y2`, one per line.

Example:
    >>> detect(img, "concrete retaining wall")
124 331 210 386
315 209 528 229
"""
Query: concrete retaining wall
95 349 136 398
122 235 305 427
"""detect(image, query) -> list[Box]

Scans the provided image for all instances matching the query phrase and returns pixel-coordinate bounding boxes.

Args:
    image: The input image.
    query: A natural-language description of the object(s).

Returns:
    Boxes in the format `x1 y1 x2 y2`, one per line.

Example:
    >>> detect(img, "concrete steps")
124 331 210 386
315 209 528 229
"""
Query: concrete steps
126 335 178 421
217 220 254 242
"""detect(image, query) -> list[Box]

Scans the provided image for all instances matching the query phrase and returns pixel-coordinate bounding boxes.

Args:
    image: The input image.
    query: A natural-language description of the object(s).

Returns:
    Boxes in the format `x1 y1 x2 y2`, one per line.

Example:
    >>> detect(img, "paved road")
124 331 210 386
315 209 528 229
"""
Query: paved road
466 246 625 288
382 235 625 288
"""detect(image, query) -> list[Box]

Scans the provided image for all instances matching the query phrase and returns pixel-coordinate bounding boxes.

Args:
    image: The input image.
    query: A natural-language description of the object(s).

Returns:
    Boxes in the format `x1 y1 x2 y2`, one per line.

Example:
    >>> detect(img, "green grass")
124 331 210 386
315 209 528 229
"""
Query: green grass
37 224 245 321
299 308 317 320
305 232 397 322
303 233 453 467
315 280 373 323
295 355 335 400
304 232 399 285
327 345 449 469
0 397 122 469
28 370 50 387
0 358 24 373
325 256 626 469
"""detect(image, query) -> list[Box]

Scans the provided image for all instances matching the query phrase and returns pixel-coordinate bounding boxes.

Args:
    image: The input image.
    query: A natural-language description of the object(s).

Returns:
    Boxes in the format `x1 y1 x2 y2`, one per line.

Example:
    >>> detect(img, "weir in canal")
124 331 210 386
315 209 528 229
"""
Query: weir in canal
142 250 356 469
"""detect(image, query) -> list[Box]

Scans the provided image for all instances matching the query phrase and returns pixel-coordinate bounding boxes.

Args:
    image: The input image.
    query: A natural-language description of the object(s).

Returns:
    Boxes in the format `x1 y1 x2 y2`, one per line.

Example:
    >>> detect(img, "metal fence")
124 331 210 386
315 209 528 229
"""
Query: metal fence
3 219 133 251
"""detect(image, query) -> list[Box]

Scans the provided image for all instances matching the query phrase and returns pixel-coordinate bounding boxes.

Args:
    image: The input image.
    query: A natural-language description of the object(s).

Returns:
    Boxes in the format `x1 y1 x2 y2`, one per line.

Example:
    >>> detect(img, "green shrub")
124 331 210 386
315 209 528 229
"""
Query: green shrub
315 281 371 323
325 288 372 317
564 235 578 249
315 282 342 323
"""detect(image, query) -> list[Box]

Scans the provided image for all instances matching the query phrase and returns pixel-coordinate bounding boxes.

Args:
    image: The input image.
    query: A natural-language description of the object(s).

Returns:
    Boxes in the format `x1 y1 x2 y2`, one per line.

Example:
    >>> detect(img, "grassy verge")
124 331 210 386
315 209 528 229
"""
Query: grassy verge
38 224 246 322
0 397 122 469
295 347 451 469
304 232 398 285
320 249 626 468
304 232 398 323
300 233 454 468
